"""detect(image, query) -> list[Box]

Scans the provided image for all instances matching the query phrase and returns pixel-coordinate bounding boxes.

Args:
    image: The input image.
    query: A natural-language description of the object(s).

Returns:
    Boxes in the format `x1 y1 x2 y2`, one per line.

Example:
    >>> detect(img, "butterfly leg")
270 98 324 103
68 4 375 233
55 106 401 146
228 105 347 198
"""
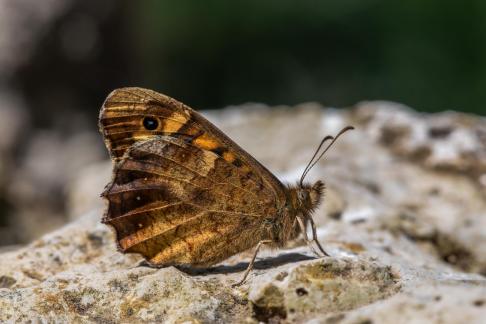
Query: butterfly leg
309 217 330 257
233 239 273 286
296 216 321 257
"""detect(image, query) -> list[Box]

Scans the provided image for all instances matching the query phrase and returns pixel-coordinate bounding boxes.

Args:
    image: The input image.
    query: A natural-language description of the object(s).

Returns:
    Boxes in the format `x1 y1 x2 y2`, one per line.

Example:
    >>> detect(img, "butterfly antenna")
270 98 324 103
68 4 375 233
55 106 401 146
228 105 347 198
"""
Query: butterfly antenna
299 126 354 185
299 135 334 186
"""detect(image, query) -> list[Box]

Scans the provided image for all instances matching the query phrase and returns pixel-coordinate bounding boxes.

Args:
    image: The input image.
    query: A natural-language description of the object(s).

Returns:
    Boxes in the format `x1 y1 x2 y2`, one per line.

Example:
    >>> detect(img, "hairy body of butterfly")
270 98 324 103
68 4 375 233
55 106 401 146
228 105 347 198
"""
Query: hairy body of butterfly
99 87 352 285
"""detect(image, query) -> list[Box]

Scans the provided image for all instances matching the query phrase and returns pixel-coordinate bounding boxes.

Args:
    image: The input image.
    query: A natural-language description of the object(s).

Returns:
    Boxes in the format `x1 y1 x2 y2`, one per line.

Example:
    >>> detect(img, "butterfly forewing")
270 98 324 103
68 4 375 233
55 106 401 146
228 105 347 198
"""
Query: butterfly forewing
100 88 288 266
99 88 284 204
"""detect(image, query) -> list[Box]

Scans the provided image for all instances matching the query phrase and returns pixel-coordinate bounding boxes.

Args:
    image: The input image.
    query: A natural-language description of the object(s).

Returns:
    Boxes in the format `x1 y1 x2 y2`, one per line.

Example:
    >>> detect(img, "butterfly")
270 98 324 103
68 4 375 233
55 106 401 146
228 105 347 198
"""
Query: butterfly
99 87 353 285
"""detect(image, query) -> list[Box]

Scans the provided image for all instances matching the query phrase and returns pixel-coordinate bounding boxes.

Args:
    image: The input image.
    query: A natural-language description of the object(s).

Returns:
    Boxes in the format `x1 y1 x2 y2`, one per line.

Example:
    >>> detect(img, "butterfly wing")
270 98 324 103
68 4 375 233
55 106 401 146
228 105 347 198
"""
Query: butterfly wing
99 87 285 208
99 88 287 266
103 136 274 265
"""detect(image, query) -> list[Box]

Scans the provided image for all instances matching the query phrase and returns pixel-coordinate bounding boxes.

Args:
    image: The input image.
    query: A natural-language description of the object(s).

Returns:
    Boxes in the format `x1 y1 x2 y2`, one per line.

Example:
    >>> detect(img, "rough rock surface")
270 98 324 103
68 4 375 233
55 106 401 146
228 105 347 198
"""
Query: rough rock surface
1 101 485 323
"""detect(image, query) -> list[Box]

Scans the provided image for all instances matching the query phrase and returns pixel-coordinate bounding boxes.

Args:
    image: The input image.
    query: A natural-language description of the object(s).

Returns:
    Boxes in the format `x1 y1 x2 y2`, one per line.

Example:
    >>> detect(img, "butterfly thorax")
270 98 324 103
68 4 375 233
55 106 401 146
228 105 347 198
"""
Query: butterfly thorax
270 180 324 247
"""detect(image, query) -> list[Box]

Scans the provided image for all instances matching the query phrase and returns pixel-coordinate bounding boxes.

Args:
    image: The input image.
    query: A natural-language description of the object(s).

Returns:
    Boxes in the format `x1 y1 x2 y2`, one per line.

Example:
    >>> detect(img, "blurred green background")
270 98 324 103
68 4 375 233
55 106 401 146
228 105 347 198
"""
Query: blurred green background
15 0 486 130
134 0 486 114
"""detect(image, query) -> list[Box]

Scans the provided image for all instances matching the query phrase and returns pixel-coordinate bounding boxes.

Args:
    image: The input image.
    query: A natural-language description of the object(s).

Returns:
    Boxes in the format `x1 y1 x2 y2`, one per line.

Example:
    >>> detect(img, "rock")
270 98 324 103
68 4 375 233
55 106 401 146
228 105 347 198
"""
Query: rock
1 101 485 323
6 131 105 242
318 284 486 324
66 161 112 220
248 258 399 322
0 90 28 154
354 101 486 184
0 89 29 245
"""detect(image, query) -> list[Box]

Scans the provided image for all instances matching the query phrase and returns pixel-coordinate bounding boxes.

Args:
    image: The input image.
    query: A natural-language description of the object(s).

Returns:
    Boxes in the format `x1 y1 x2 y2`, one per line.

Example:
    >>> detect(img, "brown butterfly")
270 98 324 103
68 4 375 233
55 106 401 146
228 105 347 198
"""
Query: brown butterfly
99 87 353 285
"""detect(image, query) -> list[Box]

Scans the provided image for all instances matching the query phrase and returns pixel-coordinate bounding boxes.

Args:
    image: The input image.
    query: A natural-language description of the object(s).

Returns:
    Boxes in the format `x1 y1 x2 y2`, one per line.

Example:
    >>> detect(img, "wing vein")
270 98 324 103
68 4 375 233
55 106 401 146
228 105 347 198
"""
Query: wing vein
131 153 265 201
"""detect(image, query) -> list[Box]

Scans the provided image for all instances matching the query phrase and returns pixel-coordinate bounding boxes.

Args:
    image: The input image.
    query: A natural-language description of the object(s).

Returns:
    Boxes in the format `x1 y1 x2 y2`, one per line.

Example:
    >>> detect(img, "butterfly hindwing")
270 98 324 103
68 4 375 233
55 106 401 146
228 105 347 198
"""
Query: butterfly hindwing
102 135 275 266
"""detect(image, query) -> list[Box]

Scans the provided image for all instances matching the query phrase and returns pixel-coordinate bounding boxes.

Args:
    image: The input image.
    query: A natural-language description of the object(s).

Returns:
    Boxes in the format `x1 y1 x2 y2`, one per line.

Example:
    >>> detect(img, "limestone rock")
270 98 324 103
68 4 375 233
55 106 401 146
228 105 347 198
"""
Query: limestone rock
1 101 485 323
6 131 105 242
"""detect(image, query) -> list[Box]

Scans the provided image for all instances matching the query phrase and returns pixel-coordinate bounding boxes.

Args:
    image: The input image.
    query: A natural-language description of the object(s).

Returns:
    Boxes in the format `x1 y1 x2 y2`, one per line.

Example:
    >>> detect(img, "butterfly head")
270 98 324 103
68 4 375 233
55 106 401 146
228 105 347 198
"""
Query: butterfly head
295 180 324 213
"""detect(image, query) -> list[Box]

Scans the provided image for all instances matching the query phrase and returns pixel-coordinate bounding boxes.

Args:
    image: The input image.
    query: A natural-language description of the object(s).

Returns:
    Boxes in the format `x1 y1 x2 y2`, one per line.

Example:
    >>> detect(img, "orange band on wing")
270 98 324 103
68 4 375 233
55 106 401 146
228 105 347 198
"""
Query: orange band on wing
192 133 221 150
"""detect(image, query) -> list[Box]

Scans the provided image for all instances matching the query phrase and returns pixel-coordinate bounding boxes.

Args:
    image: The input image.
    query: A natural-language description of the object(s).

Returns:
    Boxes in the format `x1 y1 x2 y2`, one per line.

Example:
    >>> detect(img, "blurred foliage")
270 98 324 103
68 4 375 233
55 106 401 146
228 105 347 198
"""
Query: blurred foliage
129 0 486 114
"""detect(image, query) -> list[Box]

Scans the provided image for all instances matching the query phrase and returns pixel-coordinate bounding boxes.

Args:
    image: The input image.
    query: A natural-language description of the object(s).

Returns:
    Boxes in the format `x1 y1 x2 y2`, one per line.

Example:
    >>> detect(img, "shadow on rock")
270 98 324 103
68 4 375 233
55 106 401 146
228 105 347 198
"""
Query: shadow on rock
137 252 315 276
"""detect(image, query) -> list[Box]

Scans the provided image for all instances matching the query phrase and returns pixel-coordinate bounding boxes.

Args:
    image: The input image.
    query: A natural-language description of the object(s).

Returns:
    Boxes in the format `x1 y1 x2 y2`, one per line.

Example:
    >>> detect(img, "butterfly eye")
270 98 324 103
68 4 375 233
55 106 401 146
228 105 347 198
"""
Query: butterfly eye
143 117 159 130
